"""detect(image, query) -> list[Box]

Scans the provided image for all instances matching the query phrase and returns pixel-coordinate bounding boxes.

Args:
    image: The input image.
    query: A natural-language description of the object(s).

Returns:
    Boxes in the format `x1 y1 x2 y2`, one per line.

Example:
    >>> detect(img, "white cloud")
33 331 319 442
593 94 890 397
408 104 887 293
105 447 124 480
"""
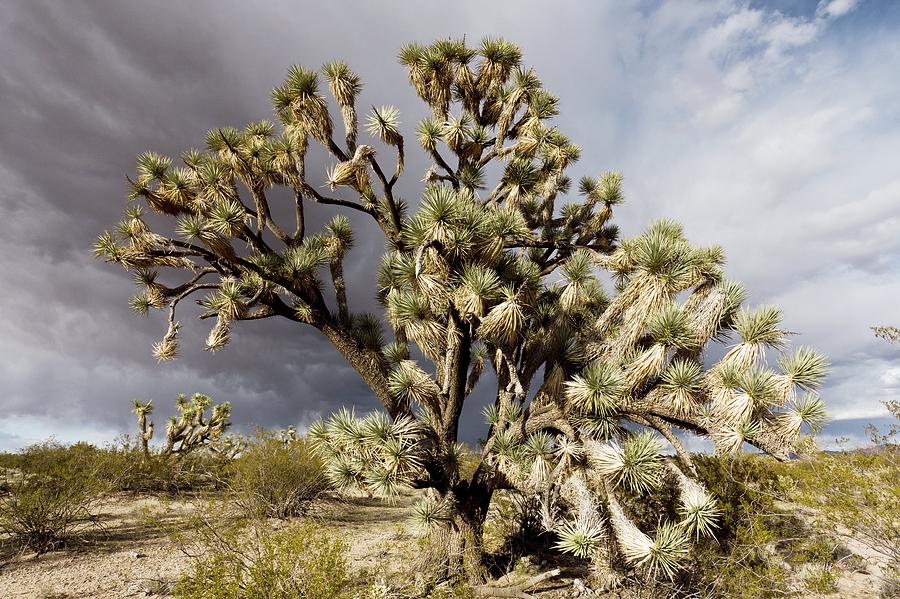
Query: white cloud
881 367 900 388
817 0 861 19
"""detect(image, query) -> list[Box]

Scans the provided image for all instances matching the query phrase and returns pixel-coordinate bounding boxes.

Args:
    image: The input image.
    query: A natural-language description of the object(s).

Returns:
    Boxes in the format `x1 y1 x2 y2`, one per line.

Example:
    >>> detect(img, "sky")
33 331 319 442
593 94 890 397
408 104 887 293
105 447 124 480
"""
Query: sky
0 0 897 451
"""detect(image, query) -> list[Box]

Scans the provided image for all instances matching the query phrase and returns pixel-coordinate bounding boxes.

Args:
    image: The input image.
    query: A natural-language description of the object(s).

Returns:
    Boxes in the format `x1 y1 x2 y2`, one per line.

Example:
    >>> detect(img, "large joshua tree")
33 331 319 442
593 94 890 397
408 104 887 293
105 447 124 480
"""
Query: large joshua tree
96 38 829 583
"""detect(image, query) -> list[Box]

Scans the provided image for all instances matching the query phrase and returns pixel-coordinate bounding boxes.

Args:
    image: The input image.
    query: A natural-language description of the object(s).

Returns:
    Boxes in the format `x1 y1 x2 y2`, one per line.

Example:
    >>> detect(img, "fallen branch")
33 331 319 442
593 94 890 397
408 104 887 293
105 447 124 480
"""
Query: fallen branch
473 568 562 598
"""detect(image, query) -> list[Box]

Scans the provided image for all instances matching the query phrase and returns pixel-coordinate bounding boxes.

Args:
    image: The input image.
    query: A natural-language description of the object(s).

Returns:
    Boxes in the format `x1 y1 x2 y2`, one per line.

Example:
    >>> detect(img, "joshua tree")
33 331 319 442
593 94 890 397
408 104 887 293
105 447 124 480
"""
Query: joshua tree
131 393 235 459
873 326 900 344
96 38 829 584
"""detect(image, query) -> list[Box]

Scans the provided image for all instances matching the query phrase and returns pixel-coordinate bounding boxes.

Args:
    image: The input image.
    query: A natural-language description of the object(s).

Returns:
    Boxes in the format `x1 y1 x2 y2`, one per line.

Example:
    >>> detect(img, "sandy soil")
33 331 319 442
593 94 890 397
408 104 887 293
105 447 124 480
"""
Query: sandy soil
0 492 421 599
0 492 888 598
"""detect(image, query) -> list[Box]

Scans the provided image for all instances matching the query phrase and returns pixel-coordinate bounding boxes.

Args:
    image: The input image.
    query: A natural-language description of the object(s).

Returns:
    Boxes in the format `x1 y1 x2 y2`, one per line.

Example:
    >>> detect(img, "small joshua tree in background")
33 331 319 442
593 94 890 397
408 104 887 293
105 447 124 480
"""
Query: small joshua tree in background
873 326 900 344
98 37 830 584
132 393 238 459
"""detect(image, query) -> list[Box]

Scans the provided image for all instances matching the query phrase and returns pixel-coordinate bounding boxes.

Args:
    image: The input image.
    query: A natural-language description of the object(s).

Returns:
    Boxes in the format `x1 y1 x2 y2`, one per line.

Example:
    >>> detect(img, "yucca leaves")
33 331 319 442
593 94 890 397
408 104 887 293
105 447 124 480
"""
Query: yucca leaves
455 263 502 317
659 359 703 414
646 303 698 350
152 320 179 362
322 61 361 107
779 393 829 436
554 516 606 559
589 433 663 494
565 361 625 416
416 118 442 151
388 360 440 408
314 409 425 497
778 346 829 391
606 491 689 579
734 305 785 348
136 151 171 181
366 105 402 146
207 198 247 237
477 286 526 346
411 496 453 531
669 463 721 540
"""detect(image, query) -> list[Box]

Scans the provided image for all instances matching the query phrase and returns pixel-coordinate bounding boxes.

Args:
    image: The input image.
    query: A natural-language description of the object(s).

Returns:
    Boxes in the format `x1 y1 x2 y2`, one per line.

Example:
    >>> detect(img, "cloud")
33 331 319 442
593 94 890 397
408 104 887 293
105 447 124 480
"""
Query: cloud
817 0 861 19
0 0 896 451
881 367 900 388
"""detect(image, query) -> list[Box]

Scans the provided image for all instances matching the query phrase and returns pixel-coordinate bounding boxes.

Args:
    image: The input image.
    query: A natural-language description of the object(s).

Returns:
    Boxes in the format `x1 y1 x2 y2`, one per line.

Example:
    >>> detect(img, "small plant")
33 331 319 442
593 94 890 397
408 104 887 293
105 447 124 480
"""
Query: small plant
226 430 331 518
0 441 107 552
174 519 352 599
802 563 839 595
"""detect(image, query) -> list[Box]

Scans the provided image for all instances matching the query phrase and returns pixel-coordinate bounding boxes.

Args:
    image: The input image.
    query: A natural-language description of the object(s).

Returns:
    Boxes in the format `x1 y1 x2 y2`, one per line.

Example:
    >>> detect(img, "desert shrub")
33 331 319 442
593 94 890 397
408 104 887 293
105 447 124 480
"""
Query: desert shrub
174 519 352 599
226 431 330 519
99 435 232 494
684 454 798 598
785 408 899 570
0 441 107 552
482 491 550 569
802 564 839 594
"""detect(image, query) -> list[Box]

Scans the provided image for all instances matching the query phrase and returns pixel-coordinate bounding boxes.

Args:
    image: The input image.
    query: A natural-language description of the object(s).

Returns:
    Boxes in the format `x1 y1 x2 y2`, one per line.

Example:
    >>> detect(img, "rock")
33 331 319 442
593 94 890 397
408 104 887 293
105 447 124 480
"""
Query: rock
572 577 594 596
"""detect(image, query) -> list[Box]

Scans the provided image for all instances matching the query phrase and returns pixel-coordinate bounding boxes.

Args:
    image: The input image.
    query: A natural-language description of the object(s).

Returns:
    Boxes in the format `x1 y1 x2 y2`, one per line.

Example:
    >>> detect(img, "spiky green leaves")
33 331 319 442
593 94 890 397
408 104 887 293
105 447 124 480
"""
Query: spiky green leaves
565 362 625 416
659 360 702 414
669 464 721 540
780 393 829 436
606 492 689 579
554 516 606 559
589 433 663 494
455 264 502 317
646 303 698 350
411 496 453 531
416 118 441 152
560 250 596 311
322 61 361 107
387 289 444 351
524 431 555 484
201 279 248 322
640 521 690 579
282 239 327 287
388 360 440 408
152 320 179 362
579 171 624 206
312 410 424 497
207 198 247 237
382 342 409 367
325 214 354 259
272 65 333 144
734 306 785 347
477 286 526 346
439 113 472 152
366 106 402 146
478 38 522 90
277 65 319 104
136 151 171 181
779 346 829 391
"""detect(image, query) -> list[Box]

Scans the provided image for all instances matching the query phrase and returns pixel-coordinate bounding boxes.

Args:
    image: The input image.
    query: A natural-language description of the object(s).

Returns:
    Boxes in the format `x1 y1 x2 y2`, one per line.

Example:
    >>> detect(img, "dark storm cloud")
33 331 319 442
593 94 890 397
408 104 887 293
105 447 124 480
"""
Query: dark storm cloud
0 0 897 450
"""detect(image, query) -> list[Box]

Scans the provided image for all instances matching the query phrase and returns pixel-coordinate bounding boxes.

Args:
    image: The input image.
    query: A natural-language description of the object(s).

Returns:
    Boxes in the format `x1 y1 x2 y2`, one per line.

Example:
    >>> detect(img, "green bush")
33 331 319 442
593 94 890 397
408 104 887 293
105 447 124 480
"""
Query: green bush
226 431 330 519
174 520 352 599
0 441 107 552
802 564 838 595
96 435 231 494
685 454 799 598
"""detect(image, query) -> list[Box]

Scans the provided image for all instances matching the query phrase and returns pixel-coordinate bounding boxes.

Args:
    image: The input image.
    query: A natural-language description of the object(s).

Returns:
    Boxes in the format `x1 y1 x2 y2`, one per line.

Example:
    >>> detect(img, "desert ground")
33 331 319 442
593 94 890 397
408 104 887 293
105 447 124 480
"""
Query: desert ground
0 489 887 599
